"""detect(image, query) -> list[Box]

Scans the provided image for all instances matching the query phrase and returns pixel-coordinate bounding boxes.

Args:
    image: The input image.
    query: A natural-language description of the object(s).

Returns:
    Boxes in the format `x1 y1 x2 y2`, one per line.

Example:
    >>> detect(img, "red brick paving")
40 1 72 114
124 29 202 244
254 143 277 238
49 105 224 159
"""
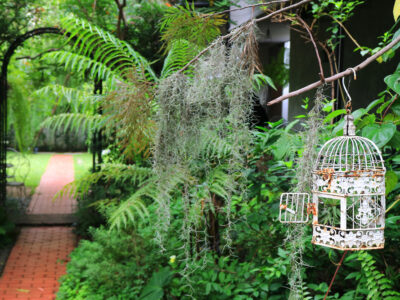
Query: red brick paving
0 154 77 299
27 155 76 215
0 227 76 299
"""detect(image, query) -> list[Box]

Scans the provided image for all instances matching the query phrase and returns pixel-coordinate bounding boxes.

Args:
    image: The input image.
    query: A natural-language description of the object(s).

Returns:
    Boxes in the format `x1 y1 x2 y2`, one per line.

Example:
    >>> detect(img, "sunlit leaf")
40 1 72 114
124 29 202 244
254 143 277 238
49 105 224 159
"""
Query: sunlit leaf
394 0 400 21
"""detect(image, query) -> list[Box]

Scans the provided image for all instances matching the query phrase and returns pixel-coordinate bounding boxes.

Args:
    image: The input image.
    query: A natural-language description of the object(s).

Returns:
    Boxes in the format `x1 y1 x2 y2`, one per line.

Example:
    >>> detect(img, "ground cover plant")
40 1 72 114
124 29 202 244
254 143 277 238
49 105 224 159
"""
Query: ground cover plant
2 0 400 299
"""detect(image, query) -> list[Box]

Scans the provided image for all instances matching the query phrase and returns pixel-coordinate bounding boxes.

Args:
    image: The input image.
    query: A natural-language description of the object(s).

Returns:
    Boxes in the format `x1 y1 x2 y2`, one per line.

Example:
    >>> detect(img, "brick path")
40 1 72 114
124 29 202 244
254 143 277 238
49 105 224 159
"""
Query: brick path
0 154 77 300
27 155 76 215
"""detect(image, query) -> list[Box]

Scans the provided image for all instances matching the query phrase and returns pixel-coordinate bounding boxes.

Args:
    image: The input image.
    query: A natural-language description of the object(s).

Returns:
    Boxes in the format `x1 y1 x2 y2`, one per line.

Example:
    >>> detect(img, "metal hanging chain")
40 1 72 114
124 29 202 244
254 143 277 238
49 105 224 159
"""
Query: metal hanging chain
343 68 357 114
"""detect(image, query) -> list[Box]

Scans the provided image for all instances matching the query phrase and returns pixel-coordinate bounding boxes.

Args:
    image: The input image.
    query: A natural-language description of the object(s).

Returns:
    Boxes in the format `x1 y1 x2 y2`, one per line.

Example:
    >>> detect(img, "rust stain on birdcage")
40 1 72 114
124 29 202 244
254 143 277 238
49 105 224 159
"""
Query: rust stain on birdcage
307 203 317 216
316 168 335 191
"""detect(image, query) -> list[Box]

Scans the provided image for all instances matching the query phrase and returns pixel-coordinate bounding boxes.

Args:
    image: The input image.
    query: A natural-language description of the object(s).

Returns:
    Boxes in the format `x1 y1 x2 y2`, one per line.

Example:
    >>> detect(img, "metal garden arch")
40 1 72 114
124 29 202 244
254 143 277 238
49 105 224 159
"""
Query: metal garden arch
0 27 102 205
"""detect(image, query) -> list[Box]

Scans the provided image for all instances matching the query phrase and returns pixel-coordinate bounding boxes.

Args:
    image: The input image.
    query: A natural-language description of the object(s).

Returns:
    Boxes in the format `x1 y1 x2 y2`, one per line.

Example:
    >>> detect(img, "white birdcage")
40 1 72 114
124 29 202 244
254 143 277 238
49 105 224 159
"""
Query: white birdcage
279 114 386 251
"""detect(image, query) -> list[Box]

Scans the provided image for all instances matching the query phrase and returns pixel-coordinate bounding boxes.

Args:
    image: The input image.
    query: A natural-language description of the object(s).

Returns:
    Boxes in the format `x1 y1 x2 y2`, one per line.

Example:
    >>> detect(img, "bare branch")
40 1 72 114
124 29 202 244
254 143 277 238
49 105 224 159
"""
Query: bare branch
255 0 311 23
323 13 362 49
178 0 312 73
204 0 291 18
267 34 400 106
15 48 62 60
296 16 325 82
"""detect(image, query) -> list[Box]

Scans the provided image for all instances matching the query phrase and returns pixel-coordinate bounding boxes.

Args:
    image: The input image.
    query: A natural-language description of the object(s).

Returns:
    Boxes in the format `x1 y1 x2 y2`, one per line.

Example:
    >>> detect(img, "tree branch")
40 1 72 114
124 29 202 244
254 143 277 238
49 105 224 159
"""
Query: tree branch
178 0 311 73
115 0 127 39
204 0 291 18
296 16 325 82
323 13 362 49
267 34 400 106
15 47 62 60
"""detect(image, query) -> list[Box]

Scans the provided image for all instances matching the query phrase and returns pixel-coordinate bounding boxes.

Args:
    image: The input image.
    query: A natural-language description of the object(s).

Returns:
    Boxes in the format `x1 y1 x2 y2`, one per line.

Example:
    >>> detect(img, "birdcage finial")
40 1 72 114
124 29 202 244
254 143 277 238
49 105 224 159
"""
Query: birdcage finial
344 114 356 136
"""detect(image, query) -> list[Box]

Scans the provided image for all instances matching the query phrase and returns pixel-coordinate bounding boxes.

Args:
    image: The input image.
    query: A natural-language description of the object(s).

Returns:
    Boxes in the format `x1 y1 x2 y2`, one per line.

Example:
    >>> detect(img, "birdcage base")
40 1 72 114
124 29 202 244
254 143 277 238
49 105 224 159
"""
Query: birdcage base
312 225 384 251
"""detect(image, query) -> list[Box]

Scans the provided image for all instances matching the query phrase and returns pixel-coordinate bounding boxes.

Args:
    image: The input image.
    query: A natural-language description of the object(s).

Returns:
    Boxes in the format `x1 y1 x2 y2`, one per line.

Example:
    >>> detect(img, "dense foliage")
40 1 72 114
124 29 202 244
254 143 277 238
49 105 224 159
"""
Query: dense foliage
2 0 400 299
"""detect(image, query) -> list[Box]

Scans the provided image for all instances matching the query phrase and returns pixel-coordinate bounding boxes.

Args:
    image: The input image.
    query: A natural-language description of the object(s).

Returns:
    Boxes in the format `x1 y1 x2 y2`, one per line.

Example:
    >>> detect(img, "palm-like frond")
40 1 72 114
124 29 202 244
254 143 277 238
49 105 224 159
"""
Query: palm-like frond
57 15 157 82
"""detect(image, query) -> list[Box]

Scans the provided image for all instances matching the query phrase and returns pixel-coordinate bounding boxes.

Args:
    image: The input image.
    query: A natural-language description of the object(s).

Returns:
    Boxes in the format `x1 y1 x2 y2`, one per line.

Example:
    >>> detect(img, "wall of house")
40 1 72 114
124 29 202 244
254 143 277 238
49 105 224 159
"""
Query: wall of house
288 1 397 120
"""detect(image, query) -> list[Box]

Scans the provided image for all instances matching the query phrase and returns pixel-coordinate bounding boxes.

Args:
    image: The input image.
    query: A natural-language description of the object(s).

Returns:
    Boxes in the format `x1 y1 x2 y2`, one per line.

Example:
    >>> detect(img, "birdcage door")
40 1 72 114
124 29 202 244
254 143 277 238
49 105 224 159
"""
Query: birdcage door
279 193 310 223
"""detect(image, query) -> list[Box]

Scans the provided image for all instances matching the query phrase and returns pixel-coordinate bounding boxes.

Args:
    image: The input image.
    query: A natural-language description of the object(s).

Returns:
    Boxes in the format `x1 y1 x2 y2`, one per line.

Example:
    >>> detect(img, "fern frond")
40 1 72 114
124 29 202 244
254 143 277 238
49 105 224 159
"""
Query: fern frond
44 51 119 82
59 15 157 81
357 251 400 299
34 84 99 113
160 4 226 51
161 39 199 78
153 166 194 202
207 167 235 200
108 184 151 230
40 113 104 137
200 131 234 161
99 163 153 185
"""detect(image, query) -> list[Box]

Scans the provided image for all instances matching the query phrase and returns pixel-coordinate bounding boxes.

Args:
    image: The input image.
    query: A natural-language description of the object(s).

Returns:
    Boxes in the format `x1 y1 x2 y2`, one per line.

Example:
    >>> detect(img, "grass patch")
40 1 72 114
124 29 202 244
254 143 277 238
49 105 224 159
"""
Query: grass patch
73 152 93 181
7 152 53 193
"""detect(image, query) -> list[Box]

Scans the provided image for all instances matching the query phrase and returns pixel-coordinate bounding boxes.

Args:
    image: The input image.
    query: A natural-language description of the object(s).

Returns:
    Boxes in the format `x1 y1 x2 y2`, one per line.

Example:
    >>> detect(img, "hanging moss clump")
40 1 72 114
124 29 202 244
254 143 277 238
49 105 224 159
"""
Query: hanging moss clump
153 24 259 269
286 86 326 300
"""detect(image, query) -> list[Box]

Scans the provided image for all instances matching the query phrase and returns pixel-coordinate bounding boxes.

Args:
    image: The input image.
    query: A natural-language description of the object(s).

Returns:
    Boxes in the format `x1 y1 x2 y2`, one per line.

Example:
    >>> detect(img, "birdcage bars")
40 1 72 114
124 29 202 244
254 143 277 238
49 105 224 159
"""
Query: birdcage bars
279 115 386 251
310 116 386 250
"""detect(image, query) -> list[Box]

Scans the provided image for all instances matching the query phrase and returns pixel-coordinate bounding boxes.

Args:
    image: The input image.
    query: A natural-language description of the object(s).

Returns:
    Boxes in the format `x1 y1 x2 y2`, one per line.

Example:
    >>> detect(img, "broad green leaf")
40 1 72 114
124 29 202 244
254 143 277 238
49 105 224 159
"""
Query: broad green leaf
352 108 367 121
384 72 400 94
386 216 400 226
391 103 400 116
366 98 385 112
386 171 398 195
324 109 346 123
361 123 396 148
389 131 400 149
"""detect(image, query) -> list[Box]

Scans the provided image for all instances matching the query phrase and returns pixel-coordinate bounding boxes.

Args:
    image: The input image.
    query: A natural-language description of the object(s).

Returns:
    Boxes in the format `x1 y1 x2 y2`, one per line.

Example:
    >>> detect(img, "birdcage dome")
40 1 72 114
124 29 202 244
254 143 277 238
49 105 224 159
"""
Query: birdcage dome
315 135 385 173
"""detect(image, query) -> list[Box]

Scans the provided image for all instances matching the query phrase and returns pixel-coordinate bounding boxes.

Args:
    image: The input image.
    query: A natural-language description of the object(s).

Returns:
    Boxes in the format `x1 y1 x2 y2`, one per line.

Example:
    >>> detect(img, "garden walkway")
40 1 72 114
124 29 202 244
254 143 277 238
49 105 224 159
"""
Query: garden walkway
0 154 77 300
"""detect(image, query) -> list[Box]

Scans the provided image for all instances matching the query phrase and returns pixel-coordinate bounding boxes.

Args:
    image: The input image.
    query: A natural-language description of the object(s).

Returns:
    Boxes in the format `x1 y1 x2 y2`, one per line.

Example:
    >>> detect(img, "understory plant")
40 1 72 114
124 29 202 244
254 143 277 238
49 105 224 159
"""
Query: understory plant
54 1 400 299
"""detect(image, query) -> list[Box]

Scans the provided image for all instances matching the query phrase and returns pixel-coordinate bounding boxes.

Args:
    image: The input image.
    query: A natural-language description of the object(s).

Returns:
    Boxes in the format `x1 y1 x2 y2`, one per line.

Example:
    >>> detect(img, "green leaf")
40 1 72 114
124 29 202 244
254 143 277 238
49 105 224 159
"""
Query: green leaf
366 98 385 112
361 123 396 147
391 103 400 116
394 0 400 21
384 72 400 94
253 74 277 91
389 131 400 149
386 171 398 195
324 109 346 123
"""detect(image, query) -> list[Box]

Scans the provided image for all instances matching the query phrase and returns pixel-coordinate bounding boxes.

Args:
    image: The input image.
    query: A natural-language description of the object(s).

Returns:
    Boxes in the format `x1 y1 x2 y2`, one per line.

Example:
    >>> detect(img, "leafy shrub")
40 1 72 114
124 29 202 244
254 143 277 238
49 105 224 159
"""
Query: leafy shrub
57 227 164 300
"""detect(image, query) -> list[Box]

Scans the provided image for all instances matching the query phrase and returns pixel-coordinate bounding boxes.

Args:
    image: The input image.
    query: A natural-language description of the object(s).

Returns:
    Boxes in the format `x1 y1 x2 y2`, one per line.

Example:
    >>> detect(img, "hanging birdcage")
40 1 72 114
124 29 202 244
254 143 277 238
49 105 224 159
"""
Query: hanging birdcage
279 114 386 251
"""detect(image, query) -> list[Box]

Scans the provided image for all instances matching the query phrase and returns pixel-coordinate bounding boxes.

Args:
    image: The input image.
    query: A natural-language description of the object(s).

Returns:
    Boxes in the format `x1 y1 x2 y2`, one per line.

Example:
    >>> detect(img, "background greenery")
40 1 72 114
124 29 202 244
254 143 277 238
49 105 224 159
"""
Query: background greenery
1 0 400 299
